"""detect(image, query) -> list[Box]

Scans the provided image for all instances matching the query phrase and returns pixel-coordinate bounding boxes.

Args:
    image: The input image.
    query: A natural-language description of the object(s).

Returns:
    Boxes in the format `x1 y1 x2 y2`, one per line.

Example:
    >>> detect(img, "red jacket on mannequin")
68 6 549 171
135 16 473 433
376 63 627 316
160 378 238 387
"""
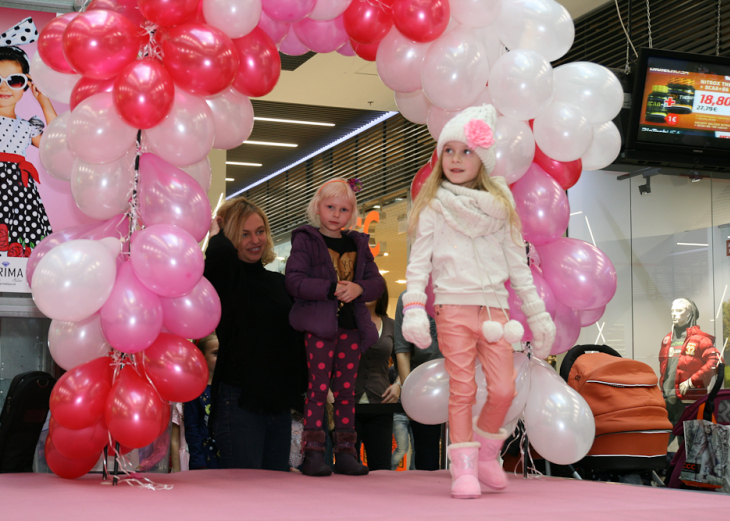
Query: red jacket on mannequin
659 326 721 401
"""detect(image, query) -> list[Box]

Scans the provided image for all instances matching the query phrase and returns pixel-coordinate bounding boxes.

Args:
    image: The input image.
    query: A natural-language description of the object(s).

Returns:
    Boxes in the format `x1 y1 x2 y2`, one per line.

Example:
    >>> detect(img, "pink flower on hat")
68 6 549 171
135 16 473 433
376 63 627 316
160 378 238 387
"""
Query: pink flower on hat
464 119 494 151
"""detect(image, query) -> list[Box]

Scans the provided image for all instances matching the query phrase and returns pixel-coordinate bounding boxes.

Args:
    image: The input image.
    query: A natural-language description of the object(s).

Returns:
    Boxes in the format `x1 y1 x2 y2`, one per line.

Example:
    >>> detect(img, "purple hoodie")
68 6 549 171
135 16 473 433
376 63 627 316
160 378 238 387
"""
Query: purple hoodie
285 225 385 352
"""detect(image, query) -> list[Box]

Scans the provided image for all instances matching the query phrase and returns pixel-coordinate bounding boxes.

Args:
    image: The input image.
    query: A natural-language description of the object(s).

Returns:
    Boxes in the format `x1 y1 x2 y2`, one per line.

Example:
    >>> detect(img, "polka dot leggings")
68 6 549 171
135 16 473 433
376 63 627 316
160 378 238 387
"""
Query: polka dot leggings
303 328 361 432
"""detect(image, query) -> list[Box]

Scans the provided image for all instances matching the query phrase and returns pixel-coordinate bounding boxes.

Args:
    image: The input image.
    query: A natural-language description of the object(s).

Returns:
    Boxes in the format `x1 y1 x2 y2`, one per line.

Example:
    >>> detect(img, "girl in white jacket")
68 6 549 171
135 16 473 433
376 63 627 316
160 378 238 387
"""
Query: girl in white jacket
402 104 555 499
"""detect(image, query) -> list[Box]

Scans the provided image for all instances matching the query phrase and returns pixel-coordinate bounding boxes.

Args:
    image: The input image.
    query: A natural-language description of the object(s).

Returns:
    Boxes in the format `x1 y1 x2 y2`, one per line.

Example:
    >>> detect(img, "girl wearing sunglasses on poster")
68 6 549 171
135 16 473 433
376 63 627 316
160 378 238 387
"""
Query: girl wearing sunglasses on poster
0 18 55 258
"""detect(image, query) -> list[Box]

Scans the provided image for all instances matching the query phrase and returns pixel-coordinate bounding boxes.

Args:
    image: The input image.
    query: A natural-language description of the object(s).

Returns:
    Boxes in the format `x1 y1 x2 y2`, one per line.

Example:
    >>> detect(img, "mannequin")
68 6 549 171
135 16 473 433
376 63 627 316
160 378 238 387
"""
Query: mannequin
659 298 722 432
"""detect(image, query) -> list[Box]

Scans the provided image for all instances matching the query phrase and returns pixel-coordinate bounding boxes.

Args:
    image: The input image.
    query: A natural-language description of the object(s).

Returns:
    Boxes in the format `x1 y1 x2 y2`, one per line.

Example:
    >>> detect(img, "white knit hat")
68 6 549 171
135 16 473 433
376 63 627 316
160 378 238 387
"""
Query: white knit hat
436 104 498 175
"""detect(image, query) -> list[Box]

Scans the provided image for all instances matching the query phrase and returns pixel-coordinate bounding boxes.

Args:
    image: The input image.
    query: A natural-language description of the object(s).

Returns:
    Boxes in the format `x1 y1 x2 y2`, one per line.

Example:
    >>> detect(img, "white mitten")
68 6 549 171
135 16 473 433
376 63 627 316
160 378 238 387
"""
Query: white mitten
522 300 556 359
402 292 432 350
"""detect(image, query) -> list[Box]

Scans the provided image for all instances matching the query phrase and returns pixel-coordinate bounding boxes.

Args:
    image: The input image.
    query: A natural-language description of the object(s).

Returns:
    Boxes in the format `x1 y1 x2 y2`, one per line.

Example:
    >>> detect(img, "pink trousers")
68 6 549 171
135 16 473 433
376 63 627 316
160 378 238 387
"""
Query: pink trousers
434 305 515 444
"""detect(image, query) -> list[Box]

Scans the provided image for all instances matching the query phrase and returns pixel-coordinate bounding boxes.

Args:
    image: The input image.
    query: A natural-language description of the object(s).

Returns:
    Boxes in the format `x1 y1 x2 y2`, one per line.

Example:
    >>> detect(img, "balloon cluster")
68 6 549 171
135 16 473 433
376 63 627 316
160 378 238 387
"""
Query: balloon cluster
402 354 595 465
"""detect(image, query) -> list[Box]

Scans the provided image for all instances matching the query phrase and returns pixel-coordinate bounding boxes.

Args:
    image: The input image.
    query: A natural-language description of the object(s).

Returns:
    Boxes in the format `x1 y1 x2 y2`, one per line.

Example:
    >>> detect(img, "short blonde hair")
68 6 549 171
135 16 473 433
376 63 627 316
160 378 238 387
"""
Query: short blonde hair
305 178 359 229
216 197 276 265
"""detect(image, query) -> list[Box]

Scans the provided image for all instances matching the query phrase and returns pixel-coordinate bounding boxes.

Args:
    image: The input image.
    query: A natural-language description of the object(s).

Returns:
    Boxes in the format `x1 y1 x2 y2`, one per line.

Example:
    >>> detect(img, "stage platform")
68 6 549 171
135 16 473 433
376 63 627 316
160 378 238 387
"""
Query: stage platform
0 469 725 521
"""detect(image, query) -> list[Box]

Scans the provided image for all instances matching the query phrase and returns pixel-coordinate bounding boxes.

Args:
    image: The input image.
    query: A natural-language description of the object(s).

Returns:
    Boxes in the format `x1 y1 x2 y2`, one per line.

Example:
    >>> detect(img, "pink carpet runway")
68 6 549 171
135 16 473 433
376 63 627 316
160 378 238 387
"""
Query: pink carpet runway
0 470 724 520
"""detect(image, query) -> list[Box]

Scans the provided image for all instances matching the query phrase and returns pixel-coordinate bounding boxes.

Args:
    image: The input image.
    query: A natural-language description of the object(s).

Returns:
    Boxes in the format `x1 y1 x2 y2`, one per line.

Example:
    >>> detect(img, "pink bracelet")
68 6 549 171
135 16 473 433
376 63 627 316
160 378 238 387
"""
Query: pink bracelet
403 302 426 313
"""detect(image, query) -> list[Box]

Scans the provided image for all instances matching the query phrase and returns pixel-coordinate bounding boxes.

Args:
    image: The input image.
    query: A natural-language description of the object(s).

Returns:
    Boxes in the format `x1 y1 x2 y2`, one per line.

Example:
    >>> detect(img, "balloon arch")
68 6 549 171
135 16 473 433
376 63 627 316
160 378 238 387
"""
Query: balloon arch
29 0 620 478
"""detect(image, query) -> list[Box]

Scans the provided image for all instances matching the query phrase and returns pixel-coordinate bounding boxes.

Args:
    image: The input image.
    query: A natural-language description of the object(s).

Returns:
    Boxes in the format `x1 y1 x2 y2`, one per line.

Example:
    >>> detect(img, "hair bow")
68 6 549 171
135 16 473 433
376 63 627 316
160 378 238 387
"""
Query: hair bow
0 18 38 48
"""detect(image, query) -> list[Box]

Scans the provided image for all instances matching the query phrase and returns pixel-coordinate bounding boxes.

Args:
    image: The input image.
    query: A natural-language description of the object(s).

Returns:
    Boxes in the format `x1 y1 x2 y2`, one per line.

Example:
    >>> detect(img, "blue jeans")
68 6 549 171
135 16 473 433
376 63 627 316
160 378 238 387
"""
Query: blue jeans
213 383 292 471
391 412 412 470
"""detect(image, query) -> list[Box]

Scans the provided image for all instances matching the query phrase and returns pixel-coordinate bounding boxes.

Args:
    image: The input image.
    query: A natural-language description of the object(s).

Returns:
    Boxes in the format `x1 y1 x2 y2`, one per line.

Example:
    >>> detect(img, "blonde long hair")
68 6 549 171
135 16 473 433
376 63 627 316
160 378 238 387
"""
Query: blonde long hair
217 197 276 265
408 161 522 244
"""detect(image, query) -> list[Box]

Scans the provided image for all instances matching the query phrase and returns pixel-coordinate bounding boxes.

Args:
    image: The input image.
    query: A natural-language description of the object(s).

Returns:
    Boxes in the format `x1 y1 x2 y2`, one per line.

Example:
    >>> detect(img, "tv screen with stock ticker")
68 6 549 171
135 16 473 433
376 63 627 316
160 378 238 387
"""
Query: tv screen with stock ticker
637 54 730 151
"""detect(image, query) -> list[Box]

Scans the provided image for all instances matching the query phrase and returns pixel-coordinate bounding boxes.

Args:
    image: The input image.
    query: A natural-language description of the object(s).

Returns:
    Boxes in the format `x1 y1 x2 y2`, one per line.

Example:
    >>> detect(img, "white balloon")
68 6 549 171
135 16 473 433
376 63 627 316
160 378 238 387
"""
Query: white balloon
488 49 554 121
497 0 574 62
473 24 505 70
581 121 622 171
533 101 593 162
48 314 110 371
29 52 79 105
70 150 135 220
395 90 431 125
205 88 255 150
553 62 624 125
491 116 534 183
523 360 595 465
427 105 460 141
421 26 490 111
451 0 502 28
308 0 352 20
203 0 262 39
401 359 449 425
502 351 531 426
39 112 76 182
180 157 213 194
376 27 430 94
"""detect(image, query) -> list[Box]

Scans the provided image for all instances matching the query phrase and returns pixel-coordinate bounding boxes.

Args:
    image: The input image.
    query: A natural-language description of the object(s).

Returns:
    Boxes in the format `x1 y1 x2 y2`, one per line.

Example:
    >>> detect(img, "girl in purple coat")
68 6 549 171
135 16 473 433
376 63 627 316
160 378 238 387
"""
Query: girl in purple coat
285 178 385 477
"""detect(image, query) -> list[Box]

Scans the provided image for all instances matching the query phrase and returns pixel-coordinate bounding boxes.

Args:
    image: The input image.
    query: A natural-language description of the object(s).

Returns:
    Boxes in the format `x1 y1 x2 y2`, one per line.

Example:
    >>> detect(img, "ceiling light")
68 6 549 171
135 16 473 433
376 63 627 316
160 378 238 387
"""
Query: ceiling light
226 161 262 166
379 270 389 274
373 205 381 209
225 178 234 181
677 242 708 247
396 279 406 284
243 140 298 147
276 256 285 260
254 117 334 127
383 252 389 256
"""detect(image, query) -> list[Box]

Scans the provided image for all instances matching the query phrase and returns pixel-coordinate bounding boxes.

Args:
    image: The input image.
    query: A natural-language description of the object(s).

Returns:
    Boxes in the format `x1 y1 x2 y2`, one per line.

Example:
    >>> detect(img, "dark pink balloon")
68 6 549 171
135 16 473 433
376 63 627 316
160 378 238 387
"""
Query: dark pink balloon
350 39 379 61
49 416 108 460
232 28 281 98
257 11 290 44
580 306 605 327
550 301 581 356
293 16 348 54
138 0 199 26
70 77 115 111
62 9 144 80
114 59 175 129
105 365 166 449
87 0 146 26
100 262 163 354
45 437 101 480
160 23 239 97
159 276 221 339
343 0 392 45
506 265 557 342
534 145 582 190
37 13 78 74
137 153 212 241
262 0 316 23
391 0 449 44
142 333 208 403
511 163 570 246
537 237 617 311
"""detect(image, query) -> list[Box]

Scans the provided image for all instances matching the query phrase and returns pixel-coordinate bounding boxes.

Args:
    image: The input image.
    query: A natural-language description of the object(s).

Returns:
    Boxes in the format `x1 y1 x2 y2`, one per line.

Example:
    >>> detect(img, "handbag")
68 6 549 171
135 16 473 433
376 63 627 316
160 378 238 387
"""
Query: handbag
679 364 728 489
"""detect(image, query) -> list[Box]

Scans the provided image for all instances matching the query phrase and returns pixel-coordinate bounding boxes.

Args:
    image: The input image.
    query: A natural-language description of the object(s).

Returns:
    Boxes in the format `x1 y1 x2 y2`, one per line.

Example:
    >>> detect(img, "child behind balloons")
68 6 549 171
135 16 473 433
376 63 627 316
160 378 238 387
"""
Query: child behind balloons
285 178 385 477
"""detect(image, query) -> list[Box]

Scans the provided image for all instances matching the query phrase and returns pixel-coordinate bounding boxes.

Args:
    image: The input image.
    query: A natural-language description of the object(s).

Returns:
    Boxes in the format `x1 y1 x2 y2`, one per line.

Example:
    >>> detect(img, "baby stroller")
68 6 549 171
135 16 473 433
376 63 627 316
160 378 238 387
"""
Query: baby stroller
560 344 673 484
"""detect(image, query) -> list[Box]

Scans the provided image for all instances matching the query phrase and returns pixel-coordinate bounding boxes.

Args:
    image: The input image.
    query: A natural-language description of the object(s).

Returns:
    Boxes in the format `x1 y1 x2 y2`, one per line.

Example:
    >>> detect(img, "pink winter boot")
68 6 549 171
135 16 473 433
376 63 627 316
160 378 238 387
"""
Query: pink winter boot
472 421 509 490
447 442 481 499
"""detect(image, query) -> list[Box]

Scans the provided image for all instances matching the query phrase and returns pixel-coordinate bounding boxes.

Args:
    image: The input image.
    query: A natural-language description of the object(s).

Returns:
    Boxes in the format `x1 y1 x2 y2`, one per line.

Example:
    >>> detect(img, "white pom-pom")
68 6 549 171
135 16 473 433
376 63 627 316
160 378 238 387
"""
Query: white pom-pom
482 321 503 343
502 320 525 344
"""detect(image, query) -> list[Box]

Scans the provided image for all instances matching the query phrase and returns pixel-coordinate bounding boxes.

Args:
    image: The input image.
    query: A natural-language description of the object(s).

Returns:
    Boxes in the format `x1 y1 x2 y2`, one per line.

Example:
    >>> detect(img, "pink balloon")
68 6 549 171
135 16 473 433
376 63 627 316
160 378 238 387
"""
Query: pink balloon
160 23 239 97
424 276 435 318
262 0 316 23
142 333 209 402
130 224 205 298
138 0 199 26
337 39 356 56
144 89 215 167
580 306 605 327
70 77 115 112
100 262 163 354
38 13 78 74
257 11 290 43
138 153 212 242
376 27 430 93
71 151 136 220
391 0 449 44
39 112 77 182
87 0 147 26
310 0 352 20
49 416 108 460
113 59 175 129
506 265 557 342
105 365 166 449
426 105 459 141
160 276 221 339
67 92 138 165
62 10 143 80
511 163 570 246
537 237 617 311
79 214 130 241
232 27 281 98
205 88 255 149
550 301 581 355
48 313 111 371
293 16 348 53
279 25 309 55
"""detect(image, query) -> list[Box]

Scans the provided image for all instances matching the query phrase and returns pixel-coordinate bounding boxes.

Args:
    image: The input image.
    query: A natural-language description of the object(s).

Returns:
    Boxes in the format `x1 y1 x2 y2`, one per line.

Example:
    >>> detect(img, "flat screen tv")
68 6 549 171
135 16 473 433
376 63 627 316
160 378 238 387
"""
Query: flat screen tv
623 47 730 171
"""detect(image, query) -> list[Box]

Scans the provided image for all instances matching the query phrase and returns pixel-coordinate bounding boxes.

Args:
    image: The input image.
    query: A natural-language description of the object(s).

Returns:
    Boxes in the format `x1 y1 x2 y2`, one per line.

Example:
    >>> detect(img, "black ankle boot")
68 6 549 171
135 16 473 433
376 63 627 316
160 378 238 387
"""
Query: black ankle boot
333 430 369 476
300 430 332 477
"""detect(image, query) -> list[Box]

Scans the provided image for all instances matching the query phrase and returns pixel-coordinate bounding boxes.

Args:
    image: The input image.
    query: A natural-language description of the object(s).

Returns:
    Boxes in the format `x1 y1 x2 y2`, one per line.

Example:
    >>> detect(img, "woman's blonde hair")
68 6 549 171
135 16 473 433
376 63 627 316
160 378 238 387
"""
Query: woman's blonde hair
408 160 522 243
216 197 276 265
305 178 359 229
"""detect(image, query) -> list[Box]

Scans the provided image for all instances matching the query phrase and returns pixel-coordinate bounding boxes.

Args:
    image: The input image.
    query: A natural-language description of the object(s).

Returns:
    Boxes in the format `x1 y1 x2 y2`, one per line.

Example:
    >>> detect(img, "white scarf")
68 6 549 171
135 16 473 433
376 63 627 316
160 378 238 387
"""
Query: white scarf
432 181 509 238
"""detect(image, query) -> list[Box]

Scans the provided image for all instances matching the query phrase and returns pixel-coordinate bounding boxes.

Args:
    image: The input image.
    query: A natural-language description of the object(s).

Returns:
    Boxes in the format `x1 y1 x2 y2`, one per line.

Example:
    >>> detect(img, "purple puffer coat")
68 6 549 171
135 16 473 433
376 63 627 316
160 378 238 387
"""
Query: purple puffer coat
285 225 385 352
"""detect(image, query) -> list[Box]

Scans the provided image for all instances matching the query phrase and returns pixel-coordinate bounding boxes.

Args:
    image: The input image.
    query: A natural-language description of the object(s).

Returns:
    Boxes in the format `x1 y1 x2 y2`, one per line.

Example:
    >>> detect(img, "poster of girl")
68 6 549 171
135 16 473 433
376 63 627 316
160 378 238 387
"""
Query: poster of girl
0 17 55 257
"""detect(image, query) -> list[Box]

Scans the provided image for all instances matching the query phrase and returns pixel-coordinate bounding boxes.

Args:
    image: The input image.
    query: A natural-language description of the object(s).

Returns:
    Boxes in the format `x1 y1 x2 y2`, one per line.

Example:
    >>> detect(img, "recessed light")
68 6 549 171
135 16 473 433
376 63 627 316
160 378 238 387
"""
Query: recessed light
396 279 406 284
383 252 389 256
379 270 389 274
226 162 262 166
225 178 234 181
243 140 298 147
254 117 334 127
276 256 285 260
373 205 381 209
677 242 708 247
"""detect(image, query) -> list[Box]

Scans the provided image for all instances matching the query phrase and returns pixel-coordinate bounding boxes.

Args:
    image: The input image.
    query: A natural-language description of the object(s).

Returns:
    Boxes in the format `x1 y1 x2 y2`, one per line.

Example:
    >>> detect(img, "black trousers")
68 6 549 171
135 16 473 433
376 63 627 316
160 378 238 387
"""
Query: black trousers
410 420 442 470
355 412 393 471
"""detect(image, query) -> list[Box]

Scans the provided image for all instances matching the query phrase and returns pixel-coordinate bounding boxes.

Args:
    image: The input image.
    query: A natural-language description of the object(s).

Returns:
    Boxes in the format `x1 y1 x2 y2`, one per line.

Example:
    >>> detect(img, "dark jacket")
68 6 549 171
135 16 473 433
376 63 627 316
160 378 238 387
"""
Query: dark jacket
285 225 385 352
